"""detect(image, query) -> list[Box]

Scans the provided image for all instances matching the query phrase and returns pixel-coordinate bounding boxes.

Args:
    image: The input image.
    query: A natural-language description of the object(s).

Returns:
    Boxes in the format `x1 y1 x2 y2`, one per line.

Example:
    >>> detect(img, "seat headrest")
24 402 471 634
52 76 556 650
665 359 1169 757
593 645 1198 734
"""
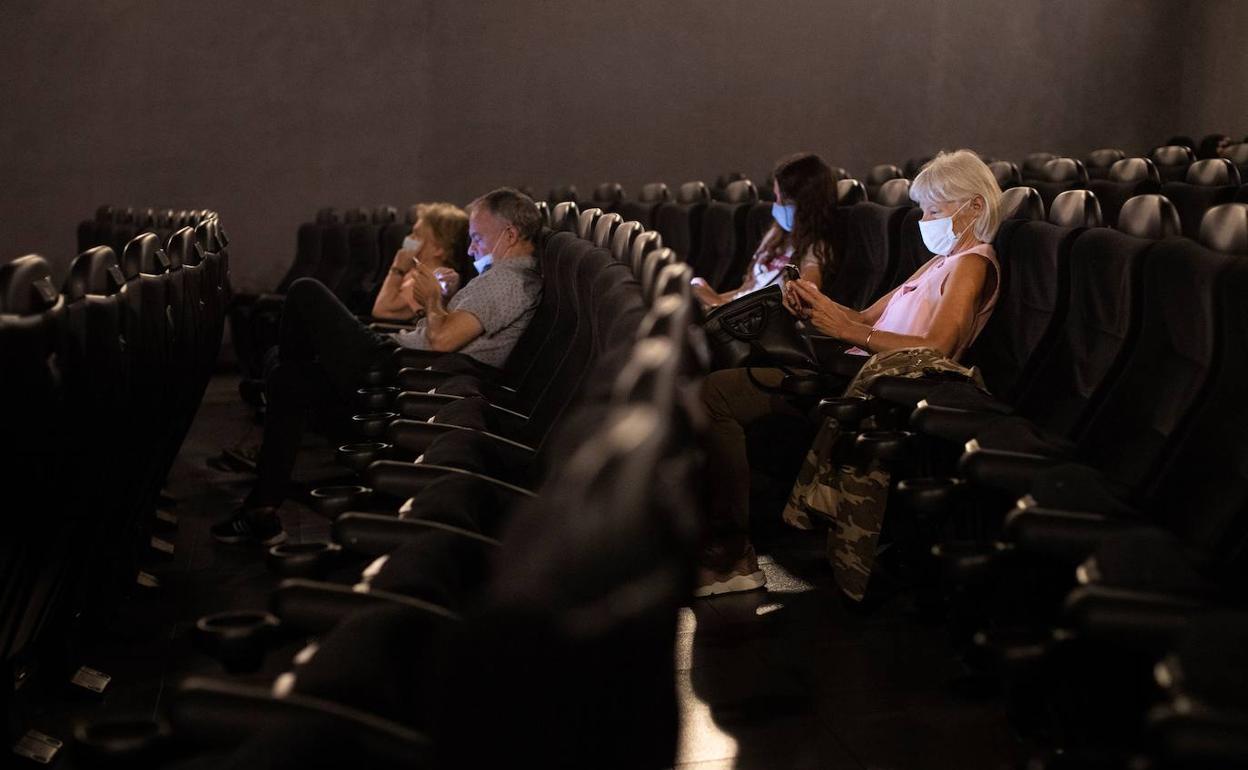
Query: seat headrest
1000 186 1045 221
904 156 932 178
723 179 758 204
829 166 850 182
551 201 579 232
137 208 157 228
609 221 643 261
1023 152 1056 173
404 204 420 225
651 264 694 309
1048 190 1102 229
576 208 603 240
343 207 369 224
167 226 200 268
1150 145 1195 166
641 248 679 303
593 182 624 203
533 200 550 227
1043 158 1089 183
676 181 709 204
592 212 622 248
715 171 745 189
1116 194 1182 240
1085 148 1126 169
868 164 904 184
1225 142 1248 165
1198 203 1248 255
988 161 1021 187
371 205 398 224
95 205 115 223
122 232 168 278
65 246 125 300
639 183 670 203
1186 158 1242 187
316 207 340 225
548 185 578 204
836 179 866 206
875 178 913 208
1109 157 1161 184
0 254 60 315
630 230 661 273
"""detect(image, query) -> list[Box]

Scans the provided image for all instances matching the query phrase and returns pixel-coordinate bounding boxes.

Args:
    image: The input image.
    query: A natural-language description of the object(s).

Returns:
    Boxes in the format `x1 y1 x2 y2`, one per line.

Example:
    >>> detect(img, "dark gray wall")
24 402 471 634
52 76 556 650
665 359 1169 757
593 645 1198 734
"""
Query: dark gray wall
1 0 1239 291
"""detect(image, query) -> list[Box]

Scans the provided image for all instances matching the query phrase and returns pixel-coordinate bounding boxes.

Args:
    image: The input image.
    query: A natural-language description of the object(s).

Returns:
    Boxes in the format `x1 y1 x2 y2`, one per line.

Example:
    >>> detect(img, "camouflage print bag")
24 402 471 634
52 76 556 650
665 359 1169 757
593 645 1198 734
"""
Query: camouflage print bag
781 348 984 601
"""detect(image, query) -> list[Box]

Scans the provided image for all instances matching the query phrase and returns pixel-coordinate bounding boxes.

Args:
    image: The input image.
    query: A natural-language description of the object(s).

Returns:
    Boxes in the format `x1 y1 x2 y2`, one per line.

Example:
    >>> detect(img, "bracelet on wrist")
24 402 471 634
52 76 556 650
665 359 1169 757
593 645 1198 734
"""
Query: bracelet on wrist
866 327 877 348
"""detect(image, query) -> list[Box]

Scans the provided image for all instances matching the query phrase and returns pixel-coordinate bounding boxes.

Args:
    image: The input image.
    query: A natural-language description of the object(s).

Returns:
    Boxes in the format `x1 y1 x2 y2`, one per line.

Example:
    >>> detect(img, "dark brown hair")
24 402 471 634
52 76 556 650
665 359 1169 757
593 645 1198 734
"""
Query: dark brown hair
762 153 838 280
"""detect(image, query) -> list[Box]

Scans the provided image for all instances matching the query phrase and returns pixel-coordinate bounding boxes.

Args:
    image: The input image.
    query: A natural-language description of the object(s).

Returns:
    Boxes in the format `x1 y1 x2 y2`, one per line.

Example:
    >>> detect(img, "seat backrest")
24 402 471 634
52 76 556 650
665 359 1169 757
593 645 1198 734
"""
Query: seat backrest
639 183 670 203
1001 186 1046 221
1110 157 1161 184
989 161 1022 189
743 202 774 258
1150 145 1196 183
699 185 757 290
496 230 578 390
868 164 904 185
1022 152 1056 179
829 201 909 310
829 166 850 182
904 156 932 179
1089 162 1163 227
609 221 643 263
1048 190 1102 228
371 206 397 225
1186 158 1242 187
886 207 932 291
1074 224 1238 492
1198 203 1248 255
1225 142 1248 178
836 179 867 206
641 248 678 304
592 182 624 207
617 186 666 229
1085 148 1126 179
1043 158 1089 184
0 254 61 315
548 185 578 204
874 178 913 208
534 200 550 228
311 224 352 295
1159 180 1240 239
341 223 382 313
343 207 370 225
591 212 622 248
1117 195 1182 240
1010 227 1156 436
652 183 710 266
962 217 1078 399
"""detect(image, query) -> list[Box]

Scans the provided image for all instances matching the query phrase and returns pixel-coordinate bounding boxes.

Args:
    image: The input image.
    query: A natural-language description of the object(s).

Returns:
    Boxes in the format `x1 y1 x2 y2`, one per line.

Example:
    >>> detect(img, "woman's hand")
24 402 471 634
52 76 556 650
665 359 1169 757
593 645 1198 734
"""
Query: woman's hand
790 280 858 338
408 264 444 309
782 280 810 319
690 277 722 309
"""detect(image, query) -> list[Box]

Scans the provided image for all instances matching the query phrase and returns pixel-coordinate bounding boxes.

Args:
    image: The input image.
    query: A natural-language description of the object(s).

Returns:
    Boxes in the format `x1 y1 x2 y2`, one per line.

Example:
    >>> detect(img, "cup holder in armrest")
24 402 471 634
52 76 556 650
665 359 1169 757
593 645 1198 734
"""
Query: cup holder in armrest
854 430 914 463
359 368 390 387
352 411 398 438
817 396 870 428
192 610 280 673
309 485 372 519
73 715 172 767
931 539 1013 586
337 442 391 473
356 386 399 411
266 541 343 578
896 476 966 516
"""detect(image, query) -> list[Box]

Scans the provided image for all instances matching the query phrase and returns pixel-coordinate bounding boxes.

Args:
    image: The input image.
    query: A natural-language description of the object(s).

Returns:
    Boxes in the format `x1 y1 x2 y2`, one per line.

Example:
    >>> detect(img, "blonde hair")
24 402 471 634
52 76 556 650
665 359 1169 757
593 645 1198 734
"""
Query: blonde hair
910 150 1003 243
414 202 470 275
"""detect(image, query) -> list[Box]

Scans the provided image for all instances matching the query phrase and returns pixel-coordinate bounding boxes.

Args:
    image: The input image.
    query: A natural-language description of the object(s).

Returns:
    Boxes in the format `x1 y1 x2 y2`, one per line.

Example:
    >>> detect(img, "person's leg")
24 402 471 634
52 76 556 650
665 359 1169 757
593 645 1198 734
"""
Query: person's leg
697 367 803 594
280 277 392 394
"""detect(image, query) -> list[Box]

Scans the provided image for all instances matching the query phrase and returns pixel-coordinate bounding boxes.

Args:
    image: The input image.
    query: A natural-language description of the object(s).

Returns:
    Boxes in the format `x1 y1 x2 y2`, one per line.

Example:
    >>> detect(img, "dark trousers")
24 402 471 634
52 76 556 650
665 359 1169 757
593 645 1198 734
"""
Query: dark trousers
245 278 395 508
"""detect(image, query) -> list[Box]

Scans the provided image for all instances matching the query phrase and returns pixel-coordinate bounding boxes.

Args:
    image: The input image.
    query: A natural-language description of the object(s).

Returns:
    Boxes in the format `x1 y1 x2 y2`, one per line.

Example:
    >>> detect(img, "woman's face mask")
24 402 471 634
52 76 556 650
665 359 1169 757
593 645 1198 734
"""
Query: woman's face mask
918 198 974 255
772 202 797 232
401 235 424 256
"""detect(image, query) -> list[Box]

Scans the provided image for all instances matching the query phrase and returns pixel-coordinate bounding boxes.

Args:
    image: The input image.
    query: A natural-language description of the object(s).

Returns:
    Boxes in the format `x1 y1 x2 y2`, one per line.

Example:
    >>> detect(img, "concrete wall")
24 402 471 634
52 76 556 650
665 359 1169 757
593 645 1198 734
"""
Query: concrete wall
1 0 1233 291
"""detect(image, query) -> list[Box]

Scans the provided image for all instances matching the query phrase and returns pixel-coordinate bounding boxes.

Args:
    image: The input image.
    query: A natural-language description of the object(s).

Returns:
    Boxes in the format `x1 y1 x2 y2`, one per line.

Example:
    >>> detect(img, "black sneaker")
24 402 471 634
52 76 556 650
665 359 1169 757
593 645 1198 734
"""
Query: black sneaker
211 507 287 545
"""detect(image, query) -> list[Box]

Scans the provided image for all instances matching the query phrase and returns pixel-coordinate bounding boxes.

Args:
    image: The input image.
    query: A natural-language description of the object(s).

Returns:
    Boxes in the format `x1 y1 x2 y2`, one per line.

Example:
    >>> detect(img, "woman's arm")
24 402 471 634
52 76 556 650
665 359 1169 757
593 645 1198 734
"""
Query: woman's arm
791 256 989 357
371 249 421 320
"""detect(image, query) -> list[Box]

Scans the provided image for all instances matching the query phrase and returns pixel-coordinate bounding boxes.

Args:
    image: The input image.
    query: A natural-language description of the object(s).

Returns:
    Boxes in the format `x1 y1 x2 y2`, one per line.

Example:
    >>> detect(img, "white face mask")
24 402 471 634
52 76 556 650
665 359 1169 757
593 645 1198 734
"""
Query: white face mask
401 235 423 255
918 198 974 255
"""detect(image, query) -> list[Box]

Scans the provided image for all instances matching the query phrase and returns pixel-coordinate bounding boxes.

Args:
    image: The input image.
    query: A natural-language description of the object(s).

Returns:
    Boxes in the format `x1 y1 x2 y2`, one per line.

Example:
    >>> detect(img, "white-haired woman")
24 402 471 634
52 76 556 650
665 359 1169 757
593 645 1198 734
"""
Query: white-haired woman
697 150 1002 599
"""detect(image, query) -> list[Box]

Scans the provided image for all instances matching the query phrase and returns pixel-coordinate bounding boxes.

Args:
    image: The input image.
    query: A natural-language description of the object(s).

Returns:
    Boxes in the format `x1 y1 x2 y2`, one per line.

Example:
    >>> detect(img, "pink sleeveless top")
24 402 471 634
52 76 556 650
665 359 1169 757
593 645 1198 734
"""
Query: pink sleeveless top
850 243 1000 360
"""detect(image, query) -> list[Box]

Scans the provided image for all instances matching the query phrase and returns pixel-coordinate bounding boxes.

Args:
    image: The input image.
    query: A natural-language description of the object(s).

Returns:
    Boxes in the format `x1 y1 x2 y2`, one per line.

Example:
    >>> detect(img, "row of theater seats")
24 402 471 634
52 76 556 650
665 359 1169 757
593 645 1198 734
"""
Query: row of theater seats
78 206 222 260
787 194 1248 767
133 211 707 767
1 214 231 746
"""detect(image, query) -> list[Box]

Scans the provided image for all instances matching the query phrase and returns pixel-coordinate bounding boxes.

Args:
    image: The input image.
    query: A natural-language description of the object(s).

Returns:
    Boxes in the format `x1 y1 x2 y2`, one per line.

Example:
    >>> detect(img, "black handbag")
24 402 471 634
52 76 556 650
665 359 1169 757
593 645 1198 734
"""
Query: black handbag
702 284 817 371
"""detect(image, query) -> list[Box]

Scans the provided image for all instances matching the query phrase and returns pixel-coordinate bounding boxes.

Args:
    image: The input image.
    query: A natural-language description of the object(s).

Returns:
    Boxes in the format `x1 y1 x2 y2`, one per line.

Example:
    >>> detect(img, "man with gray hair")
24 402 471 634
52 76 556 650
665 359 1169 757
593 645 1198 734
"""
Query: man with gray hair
394 186 543 369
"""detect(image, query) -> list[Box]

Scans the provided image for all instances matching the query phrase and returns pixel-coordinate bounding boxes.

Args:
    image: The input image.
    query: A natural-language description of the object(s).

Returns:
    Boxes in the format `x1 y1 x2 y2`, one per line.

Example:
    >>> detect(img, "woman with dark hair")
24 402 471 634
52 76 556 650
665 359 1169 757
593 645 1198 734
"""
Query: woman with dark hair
691 152 837 308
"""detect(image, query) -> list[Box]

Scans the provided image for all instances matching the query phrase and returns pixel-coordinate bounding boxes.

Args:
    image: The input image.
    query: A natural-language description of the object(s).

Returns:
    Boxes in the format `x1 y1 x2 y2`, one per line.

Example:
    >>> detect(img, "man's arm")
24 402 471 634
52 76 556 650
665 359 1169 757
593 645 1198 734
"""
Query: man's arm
410 266 485 352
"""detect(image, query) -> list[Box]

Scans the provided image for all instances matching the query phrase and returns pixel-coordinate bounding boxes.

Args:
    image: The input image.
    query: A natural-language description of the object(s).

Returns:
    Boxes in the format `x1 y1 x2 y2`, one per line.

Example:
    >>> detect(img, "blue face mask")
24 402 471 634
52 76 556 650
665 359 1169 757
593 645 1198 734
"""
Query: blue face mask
772 202 797 232
473 254 493 274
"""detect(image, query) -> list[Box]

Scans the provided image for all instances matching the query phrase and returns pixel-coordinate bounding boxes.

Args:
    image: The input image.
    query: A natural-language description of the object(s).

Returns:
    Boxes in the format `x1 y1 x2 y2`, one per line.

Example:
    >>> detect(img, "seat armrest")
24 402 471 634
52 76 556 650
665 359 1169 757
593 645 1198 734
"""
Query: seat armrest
911 400 1009 443
1149 700 1248 766
394 391 463 420
364 460 536 501
868 375 941 407
385 419 534 461
333 512 500 558
270 578 458 635
1003 505 1150 562
1063 585 1213 652
170 676 432 758
397 367 454 392
958 440 1063 494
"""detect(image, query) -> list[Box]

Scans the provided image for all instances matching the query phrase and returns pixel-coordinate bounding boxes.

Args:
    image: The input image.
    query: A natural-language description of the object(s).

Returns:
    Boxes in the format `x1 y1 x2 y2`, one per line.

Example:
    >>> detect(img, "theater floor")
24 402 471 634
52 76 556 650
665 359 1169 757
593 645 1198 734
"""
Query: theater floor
19 374 1024 770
